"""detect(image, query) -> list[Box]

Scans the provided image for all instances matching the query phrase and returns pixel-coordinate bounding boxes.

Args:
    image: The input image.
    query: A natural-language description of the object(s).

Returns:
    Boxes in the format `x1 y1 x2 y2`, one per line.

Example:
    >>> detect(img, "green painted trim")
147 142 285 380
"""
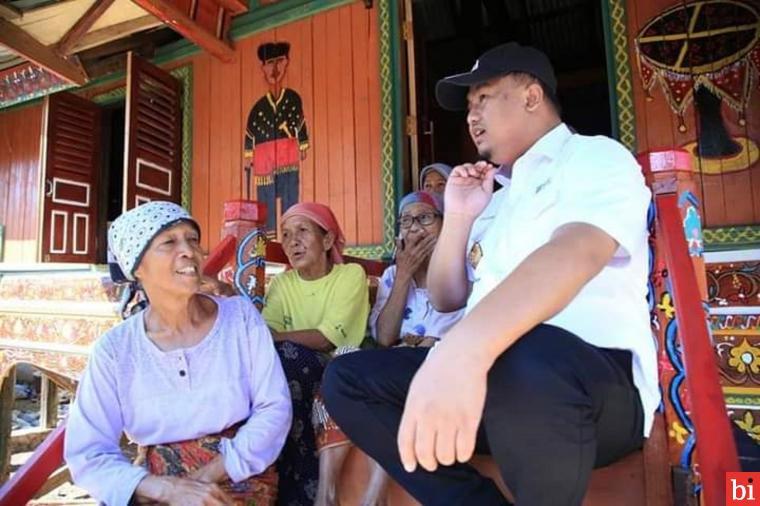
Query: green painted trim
230 0 354 39
389 0 403 226
0 82 75 110
91 85 125 105
600 0 619 140
90 64 194 209
344 0 397 260
377 0 399 259
704 226 760 252
725 395 760 407
0 97 43 113
81 72 127 96
604 0 637 152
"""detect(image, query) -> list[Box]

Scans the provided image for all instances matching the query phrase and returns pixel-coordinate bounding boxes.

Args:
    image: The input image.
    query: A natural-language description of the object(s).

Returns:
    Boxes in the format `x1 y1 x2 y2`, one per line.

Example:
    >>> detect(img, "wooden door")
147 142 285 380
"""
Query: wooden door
123 52 182 210
39 92 102 263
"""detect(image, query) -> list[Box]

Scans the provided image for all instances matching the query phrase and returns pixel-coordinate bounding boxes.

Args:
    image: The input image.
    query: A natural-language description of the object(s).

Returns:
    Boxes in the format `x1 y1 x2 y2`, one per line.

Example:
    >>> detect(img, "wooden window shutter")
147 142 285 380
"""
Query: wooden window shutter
39 91 102 263
123 52 182 210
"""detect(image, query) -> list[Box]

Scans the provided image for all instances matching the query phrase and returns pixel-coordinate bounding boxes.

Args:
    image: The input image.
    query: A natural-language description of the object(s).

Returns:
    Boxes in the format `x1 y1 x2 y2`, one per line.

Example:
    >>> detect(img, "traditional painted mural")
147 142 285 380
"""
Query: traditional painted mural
190 1 395 258
626 0 760 230
244 41 310 235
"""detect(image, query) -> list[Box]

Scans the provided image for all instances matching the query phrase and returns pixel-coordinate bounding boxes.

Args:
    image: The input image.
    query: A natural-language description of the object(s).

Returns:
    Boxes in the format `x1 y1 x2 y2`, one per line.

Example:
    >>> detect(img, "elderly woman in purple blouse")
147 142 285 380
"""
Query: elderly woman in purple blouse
64 202 291 506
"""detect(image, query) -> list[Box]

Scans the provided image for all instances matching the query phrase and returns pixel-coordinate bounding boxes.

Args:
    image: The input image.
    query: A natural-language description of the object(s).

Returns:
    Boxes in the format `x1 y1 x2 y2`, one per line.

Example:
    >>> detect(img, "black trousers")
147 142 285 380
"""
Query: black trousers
322 324 644 506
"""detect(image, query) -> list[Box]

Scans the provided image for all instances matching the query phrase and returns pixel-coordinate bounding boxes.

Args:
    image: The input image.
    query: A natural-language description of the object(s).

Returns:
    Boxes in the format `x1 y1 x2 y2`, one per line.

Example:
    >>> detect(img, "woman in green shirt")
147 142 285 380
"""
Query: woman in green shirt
262 202 370 506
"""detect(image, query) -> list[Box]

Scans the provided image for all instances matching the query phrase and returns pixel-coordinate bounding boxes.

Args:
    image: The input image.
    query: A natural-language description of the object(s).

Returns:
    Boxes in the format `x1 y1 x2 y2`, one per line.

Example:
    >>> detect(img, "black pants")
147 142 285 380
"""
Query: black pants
322 324 644 506
256 170 299 234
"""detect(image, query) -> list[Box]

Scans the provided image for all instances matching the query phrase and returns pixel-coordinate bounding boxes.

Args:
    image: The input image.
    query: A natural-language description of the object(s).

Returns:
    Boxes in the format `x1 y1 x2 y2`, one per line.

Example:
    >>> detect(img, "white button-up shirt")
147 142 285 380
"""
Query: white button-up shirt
466 123 659 436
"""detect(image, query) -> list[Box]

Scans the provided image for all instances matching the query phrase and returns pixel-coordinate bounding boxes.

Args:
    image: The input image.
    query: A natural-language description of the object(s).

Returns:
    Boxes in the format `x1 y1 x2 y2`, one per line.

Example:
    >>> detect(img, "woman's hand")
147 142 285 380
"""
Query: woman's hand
136 475 234 506
399 334 438 348
188 456 228 484
199 276 236 297
399 334 424 347
395 234 436 280
416 337 438 348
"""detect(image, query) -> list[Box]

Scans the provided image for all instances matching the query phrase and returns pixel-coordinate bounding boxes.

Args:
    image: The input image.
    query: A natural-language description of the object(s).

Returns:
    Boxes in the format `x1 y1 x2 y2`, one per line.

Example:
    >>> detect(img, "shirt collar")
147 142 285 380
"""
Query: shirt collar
519 122 572 163
492 123 572 185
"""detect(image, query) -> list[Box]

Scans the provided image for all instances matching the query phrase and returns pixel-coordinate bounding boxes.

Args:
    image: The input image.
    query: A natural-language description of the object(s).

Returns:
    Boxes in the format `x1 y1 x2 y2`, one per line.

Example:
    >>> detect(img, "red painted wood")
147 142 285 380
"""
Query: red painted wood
0 424 65 506
0 104 42 263
311 13 330 208
339 6 358 244
202 233 237 276
190 3 383 247
191 55 212 250
655 191 740 506
351 3 374 245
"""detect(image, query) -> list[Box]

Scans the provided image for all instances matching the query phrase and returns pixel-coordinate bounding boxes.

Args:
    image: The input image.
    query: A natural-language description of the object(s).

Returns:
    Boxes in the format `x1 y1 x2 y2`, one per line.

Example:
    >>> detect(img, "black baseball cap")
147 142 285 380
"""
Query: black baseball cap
435 42 557 111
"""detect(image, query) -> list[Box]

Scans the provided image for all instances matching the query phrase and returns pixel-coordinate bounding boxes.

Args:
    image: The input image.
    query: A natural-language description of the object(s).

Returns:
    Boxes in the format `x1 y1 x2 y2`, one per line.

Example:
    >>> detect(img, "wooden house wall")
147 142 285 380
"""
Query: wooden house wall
0 104 42 263
0 0 387 263
191 1 384 251
625 0 760 227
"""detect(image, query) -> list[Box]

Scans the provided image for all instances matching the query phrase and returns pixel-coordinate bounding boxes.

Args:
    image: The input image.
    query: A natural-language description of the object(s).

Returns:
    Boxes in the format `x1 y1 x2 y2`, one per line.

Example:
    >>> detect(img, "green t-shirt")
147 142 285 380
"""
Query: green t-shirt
262 263 370 348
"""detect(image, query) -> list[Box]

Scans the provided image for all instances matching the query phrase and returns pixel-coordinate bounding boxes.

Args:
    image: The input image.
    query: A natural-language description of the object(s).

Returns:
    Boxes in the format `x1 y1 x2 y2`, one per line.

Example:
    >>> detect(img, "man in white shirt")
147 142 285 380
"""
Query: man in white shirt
323 42 657 505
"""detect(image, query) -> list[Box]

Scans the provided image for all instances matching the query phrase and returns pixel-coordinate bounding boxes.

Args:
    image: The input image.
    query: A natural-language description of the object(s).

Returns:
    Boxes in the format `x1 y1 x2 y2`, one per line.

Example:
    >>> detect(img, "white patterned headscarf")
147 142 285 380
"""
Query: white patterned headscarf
108 201 200 281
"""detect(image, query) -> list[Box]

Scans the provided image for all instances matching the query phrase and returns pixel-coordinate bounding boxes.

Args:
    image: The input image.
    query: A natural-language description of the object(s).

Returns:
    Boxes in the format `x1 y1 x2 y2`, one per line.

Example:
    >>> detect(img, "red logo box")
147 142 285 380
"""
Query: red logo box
727 473 760 505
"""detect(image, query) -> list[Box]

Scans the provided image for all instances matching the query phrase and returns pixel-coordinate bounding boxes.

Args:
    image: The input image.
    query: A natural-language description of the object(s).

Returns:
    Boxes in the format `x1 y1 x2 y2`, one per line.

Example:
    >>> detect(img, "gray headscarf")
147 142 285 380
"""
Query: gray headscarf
108 201 200 282
419 163 452 186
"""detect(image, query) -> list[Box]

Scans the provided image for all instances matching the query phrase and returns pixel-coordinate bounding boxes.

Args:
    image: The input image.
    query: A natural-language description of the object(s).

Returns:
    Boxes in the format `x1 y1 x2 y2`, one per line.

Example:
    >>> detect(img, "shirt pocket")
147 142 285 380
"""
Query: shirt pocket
506 184 560 257
522 182 560 220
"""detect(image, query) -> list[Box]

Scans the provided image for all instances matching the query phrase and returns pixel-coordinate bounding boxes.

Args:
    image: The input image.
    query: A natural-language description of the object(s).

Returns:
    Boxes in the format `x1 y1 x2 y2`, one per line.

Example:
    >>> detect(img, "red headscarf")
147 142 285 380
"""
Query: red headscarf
281 203 346 264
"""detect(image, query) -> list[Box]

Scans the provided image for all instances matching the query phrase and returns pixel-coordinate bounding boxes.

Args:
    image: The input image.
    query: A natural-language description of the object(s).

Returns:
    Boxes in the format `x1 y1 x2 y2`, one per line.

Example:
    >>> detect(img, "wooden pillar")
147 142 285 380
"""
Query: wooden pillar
639 149 710 499
0 365 16 482
39 376 59 429
222 200 267 243
222 200 267 307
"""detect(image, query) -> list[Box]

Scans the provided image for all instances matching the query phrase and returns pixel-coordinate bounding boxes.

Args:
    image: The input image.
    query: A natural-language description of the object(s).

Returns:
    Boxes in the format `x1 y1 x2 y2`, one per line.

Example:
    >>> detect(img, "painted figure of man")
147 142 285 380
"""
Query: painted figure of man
245 42 309 235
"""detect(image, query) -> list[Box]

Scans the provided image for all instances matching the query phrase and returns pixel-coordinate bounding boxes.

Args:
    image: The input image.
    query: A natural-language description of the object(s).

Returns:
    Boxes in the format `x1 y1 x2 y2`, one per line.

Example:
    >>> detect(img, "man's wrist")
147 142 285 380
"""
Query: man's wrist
441 328 501 373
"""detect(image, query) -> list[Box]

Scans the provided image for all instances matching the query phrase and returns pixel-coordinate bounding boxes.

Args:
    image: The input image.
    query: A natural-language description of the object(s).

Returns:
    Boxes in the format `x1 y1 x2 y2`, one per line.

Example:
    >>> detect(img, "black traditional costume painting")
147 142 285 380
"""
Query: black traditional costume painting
244 42 310 235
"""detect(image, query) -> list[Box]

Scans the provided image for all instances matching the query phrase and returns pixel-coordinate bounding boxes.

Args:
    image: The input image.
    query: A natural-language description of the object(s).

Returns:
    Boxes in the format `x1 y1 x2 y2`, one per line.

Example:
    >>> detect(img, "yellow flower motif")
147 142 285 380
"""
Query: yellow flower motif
735 411 760 442
728 339 760 374
657 293 675 320
668 421 689 445
255 235 267 258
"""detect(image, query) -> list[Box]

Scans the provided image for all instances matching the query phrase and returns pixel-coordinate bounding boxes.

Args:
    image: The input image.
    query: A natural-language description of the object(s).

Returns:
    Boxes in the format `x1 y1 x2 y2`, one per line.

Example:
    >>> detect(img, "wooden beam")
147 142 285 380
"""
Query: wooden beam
0 367 16 483
55 0 117 56
131 0 234 62
39 376 58 430
214 0 248 15
70 14 163 53
33 466 71 499
0 2 21 20
0 19 88 85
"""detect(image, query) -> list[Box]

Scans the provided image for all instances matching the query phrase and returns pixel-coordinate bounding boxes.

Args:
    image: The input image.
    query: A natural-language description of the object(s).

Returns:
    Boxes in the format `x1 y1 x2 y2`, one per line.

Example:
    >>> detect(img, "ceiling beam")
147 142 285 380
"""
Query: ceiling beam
56 0 117 56
0 2 21 20
70 15 164 53
131 0 235 62
0 19 88 85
